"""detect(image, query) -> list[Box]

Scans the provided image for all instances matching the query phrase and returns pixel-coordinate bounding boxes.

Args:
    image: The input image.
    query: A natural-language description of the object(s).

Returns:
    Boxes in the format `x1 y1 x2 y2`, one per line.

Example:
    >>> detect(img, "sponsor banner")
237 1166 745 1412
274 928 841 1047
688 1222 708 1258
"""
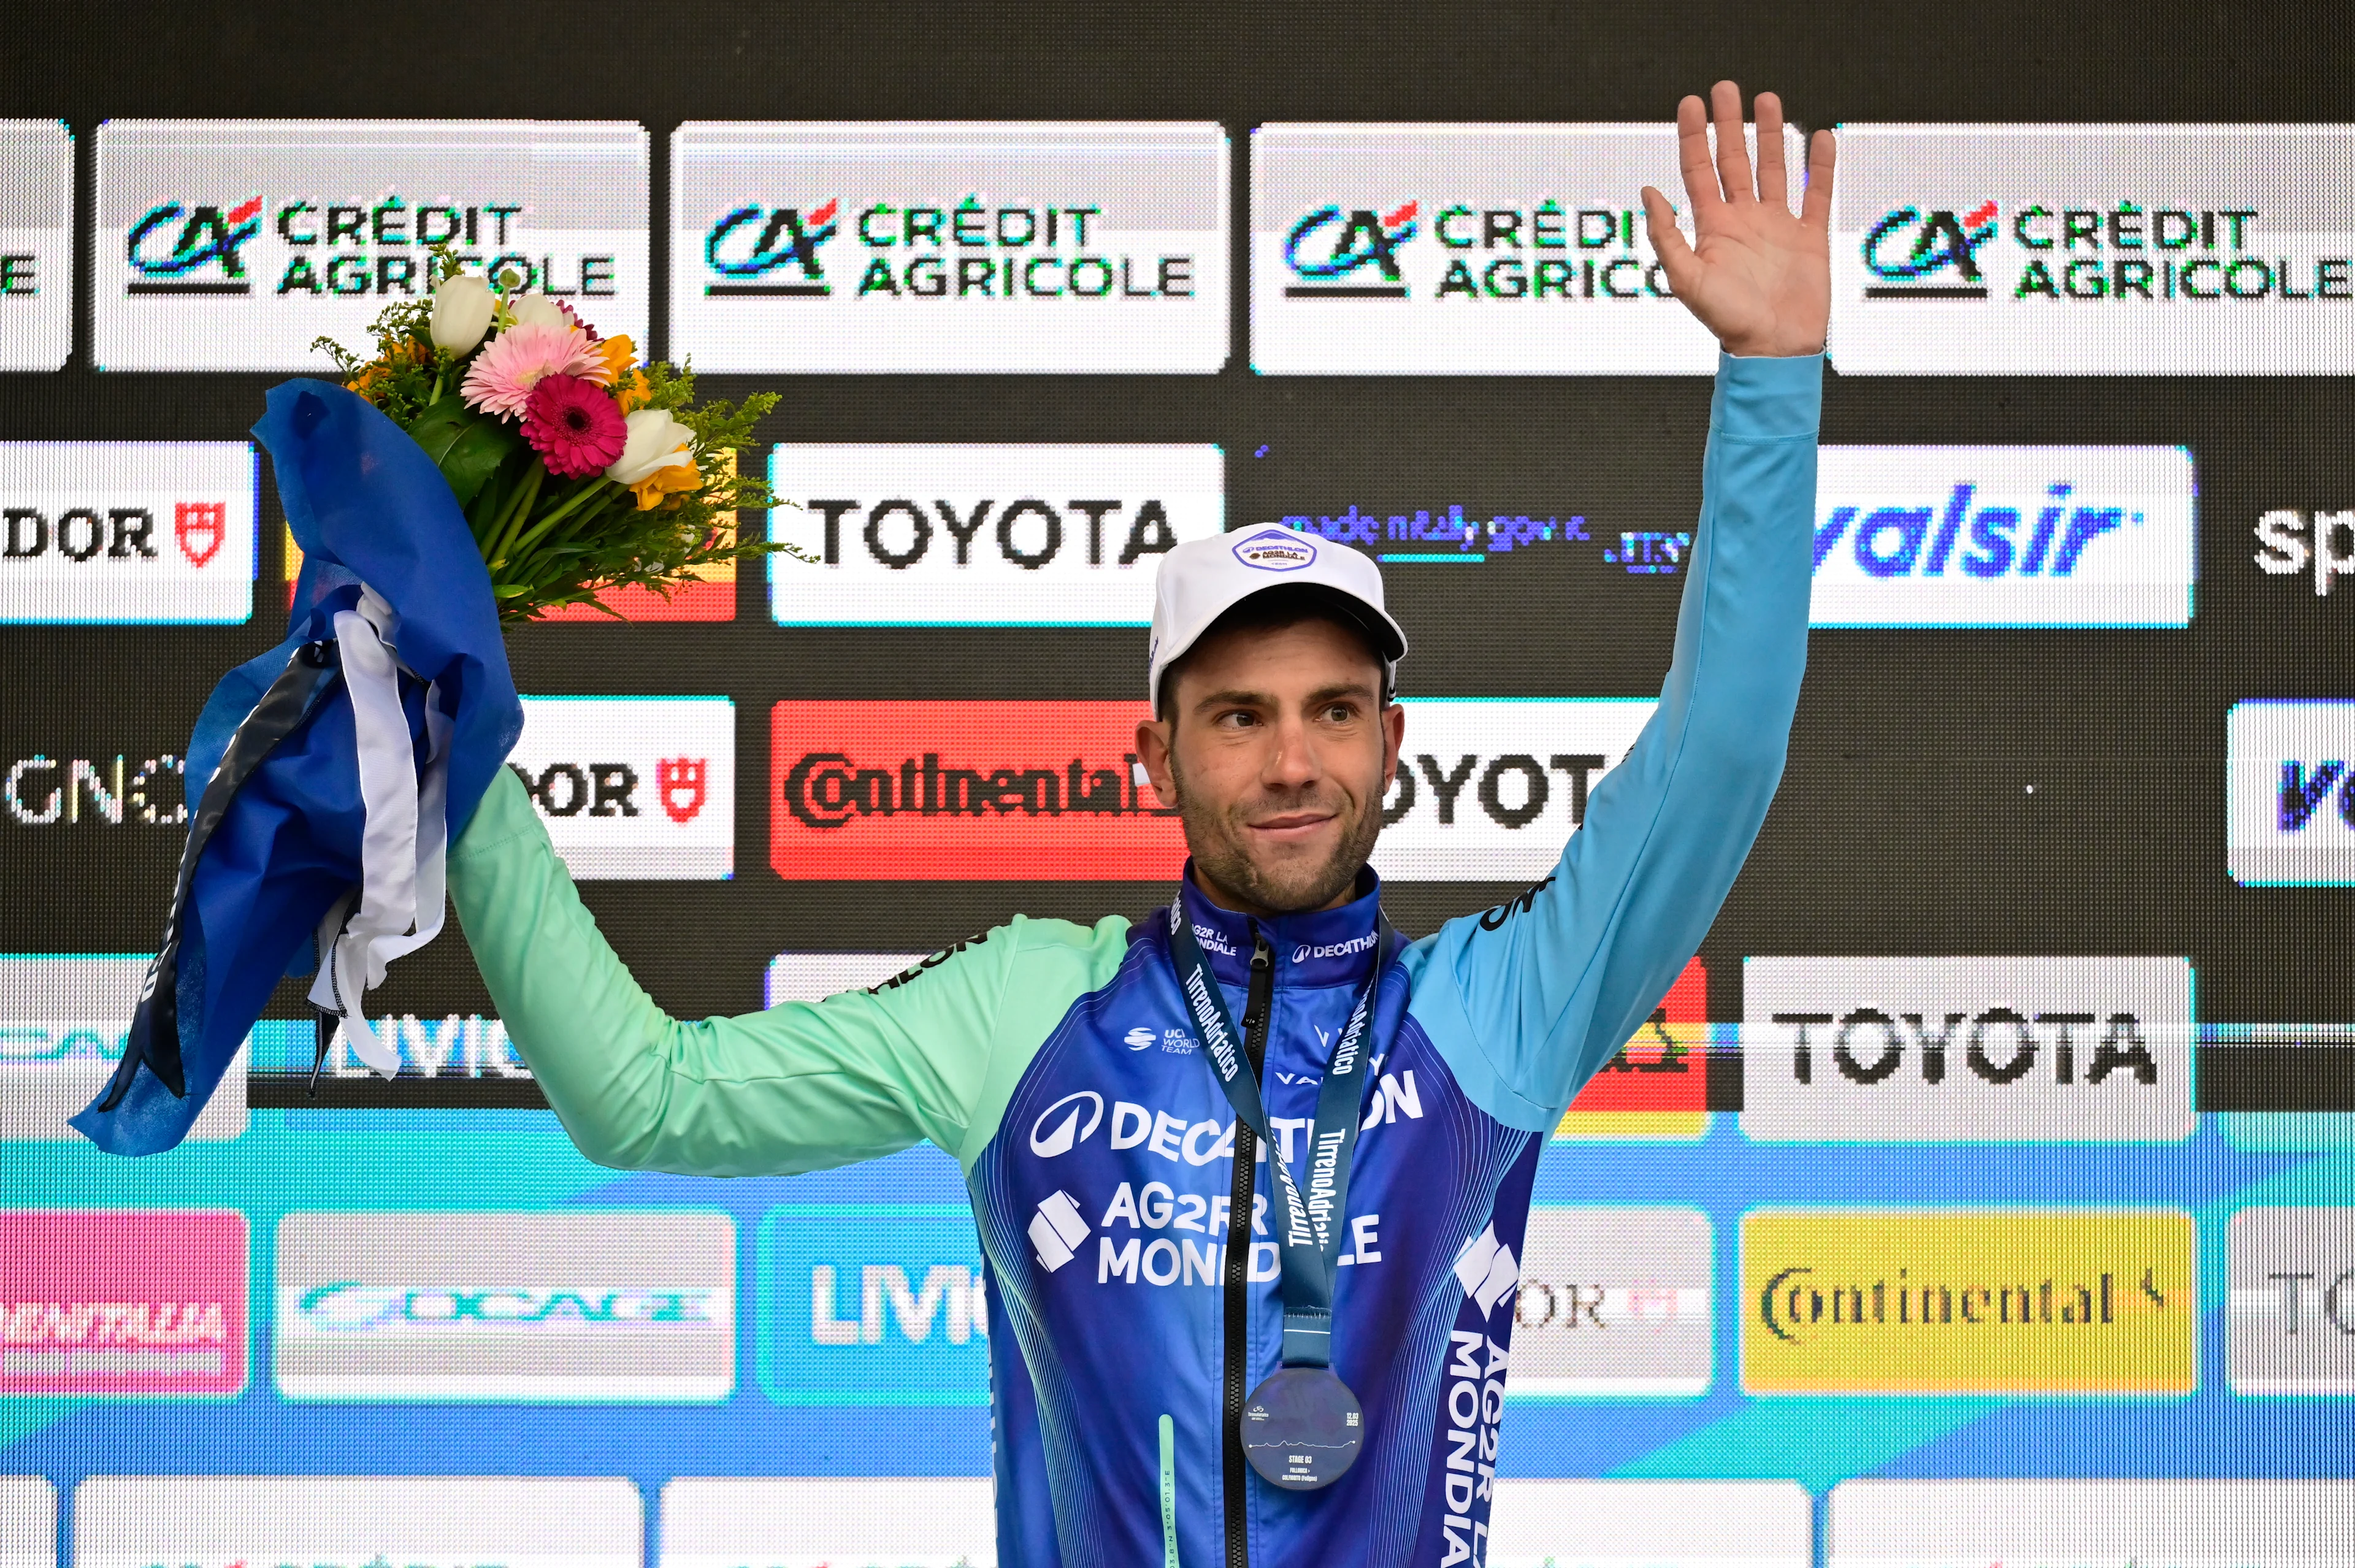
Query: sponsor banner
73 1474 641 1568
1553 957 1708 1139
767 444 1223 624
0 1477 52 1568
290 515 739 622
1488 1479 1811 1568
1 748 186 832
770 700 1181 881
1826 1478 2355 1567
510 696 734 879
248 1012 529 1081
1741 957 2196 1144
1250 123 1802 376
2227 1206 2355 1395
2255 504 2355 602
1370 698 1656 881
1740 1209 2196 1394
0 955 246 1141
659 1477 996 1568
93 119 649 372
2228 699 2355 885
766 952 927 1006
1830 124 2355 375
0 120 71 371
1510 1207 1713 1396
273 1209 734 1401
1268 497 1608 570
1812 446 2196 627
0 442 255 624
671 121 1229 373
0 1209 246 1397
757 1207 988 1407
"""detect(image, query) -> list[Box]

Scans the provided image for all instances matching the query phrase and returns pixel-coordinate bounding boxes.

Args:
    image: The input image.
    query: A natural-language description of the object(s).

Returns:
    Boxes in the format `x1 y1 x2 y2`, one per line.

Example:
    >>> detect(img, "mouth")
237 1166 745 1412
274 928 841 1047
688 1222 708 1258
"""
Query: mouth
1245 809 1337 844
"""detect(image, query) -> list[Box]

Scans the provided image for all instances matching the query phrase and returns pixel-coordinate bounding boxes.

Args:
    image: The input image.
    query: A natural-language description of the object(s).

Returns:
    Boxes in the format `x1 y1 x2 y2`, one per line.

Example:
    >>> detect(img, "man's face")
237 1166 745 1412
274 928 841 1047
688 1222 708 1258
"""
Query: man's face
1136 618 1405 917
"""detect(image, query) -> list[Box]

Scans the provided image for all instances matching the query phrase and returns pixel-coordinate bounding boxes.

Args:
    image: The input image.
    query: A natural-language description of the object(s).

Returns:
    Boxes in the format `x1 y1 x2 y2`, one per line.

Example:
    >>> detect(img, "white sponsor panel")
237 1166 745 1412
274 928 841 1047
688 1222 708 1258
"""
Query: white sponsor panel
767 952 927 1006
0 443 255 623
1487 1479 1811 1567
672 122 1228 373
1252 123 1803 376
509 695 733 879
0 1476 52 1568
1511 1207 1712 1396
1826 1478 2355 1567
659 1477 995 1568
1831 124 2355 375
273 1209 734 1401
2228 699 2355 885
768 445 1223 624
2228 1206 2355 1394
0 120 71 371
1812 446 2196 627
1742 957 2196 1142
93 120 648 371
73 1474 640 1568
0 956 245 1142
1368 698 1655 881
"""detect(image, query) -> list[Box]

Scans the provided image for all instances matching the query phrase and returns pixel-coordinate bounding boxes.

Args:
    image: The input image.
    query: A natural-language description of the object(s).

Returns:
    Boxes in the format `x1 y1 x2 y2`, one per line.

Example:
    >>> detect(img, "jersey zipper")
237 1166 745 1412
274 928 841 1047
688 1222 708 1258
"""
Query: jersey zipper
1220 927 1275 1568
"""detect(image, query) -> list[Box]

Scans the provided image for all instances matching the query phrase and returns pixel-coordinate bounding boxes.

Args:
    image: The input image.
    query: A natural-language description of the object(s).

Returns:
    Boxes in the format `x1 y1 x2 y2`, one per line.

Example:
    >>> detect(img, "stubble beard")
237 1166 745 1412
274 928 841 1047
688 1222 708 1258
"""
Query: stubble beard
1168 752 1384 916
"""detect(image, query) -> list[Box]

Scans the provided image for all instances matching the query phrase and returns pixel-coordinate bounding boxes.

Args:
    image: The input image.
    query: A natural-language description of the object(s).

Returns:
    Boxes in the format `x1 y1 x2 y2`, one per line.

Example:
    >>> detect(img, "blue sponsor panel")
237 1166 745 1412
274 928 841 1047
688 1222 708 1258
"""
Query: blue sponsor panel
757 1204 990 1407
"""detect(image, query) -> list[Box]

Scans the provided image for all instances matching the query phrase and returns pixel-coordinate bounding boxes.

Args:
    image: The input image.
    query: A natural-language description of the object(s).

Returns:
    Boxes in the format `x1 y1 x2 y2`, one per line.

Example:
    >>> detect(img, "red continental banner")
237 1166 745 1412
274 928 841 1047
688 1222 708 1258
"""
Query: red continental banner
770 701 1187 880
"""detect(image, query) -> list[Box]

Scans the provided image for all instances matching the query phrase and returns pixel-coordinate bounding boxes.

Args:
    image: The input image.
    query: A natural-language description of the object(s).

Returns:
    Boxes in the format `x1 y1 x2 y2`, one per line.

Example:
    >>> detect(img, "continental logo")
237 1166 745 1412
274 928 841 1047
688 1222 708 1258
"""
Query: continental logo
771 701 1183 880
1741 1210 2195 1394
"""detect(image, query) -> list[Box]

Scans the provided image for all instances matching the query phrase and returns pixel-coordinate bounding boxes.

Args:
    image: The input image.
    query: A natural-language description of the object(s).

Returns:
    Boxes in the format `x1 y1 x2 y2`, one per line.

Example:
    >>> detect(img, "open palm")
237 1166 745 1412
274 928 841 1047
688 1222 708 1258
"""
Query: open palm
1641 82 1834 359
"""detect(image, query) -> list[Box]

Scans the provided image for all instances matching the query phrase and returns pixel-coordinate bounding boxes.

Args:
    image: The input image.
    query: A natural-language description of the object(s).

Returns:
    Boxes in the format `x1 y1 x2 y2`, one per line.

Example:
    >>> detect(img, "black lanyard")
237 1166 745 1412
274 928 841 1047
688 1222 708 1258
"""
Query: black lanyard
1163 900 1396 1369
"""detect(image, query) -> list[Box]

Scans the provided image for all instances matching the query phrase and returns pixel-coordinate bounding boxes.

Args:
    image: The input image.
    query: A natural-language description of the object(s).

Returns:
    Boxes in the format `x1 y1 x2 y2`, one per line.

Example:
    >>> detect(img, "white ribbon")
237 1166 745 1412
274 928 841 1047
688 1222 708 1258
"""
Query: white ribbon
305 585 452 1078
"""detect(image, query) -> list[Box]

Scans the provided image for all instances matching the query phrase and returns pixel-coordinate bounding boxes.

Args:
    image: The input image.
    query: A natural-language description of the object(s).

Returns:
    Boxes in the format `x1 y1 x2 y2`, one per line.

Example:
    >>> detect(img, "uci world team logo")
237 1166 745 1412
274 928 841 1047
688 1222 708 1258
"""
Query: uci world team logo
705 199 840 297
1284 201 1418 299
1863 201 1999 299
124 197 262 296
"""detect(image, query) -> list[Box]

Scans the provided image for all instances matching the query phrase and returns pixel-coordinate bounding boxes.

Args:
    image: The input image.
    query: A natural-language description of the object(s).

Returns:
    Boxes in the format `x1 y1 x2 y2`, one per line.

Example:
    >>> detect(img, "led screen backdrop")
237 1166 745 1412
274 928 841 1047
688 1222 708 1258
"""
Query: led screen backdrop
1 12 2351 1568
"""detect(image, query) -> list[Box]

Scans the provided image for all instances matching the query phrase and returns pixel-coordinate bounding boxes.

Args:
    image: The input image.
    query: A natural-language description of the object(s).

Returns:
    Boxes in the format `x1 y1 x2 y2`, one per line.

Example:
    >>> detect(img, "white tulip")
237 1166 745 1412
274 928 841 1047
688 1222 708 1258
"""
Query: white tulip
507 294 570 330
427 273 495 355
605 408 697 486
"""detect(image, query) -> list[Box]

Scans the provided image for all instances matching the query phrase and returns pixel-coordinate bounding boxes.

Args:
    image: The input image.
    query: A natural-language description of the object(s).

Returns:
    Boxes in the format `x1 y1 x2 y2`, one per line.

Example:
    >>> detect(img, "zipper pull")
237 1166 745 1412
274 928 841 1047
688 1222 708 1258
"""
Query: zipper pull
1244 929 1271 1031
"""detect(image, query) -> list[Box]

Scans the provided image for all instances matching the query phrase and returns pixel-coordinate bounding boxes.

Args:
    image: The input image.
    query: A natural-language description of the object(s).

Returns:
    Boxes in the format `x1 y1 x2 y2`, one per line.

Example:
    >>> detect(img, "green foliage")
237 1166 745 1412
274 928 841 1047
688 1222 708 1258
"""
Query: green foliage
312 248 812 622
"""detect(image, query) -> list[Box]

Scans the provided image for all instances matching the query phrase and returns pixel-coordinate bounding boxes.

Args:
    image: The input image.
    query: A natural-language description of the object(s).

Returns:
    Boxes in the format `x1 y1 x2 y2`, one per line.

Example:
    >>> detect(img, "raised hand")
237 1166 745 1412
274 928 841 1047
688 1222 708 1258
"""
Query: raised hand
1640 82 1834 358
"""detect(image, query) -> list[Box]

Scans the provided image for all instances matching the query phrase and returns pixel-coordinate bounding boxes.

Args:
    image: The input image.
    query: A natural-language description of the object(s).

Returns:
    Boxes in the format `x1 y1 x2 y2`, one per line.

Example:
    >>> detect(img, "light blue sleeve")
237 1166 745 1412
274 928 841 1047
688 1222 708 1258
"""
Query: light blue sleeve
1402 350 1821 1132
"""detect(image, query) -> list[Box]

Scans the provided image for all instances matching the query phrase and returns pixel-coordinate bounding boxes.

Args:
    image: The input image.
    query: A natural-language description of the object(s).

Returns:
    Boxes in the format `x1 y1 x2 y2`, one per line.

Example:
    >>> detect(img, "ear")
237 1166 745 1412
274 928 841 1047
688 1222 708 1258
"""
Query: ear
1136 714 1178 809
1380 702 1406 792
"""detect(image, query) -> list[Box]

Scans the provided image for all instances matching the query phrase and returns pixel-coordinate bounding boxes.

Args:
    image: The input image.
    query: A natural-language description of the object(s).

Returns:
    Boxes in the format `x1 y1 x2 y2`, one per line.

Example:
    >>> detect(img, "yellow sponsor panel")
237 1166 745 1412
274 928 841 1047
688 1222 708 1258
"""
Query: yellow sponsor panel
1740 1209 2196 1395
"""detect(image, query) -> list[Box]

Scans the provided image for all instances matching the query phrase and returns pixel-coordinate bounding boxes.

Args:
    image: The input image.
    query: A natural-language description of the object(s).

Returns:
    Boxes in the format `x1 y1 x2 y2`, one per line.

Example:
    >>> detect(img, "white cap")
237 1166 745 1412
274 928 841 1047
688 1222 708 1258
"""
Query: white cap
1148 526 1408 710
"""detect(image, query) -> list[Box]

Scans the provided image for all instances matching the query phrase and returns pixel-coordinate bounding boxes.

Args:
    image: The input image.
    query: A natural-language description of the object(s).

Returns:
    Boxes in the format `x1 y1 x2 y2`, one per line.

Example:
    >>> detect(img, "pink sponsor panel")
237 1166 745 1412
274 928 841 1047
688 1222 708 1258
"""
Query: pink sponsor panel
0 1209 247 1396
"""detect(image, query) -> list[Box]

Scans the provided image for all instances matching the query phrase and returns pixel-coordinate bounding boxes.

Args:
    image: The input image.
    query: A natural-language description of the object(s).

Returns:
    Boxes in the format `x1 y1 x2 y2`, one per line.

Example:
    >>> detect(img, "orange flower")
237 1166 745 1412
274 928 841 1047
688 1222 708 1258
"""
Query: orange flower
597 335 644 407
627 456 705 511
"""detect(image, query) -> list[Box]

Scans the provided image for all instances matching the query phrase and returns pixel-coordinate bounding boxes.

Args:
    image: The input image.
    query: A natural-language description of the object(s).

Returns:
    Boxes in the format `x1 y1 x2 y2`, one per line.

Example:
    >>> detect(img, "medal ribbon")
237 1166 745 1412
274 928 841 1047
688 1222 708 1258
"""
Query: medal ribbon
1164 900 1396 1368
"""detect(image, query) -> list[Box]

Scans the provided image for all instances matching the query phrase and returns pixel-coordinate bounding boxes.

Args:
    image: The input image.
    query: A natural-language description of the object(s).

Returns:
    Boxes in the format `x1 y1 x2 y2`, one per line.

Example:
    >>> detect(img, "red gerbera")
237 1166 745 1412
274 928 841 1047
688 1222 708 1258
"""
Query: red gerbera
521 373 629 479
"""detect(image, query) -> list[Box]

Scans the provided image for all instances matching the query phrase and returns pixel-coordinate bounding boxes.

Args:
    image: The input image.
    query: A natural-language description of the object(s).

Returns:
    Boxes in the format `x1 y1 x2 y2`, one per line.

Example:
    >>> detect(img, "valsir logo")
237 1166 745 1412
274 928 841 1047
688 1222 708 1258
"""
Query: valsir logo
1810 446 2195 627
510 696 733 879
2228 699 2355 885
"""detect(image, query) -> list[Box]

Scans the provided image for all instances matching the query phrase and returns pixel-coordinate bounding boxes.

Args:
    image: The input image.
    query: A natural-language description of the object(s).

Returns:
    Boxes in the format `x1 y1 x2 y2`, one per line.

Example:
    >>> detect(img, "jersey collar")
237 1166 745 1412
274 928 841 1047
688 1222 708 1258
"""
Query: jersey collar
1176 860 1385 990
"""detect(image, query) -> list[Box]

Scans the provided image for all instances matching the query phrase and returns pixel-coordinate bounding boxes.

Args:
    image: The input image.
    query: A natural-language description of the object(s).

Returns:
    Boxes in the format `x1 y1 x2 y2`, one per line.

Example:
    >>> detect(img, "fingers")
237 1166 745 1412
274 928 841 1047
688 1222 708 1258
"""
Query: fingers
1753 91 1788 210
1710 79 1752 204
1639 185 1700 296
1674 93 1723 214
1800 126 1837 231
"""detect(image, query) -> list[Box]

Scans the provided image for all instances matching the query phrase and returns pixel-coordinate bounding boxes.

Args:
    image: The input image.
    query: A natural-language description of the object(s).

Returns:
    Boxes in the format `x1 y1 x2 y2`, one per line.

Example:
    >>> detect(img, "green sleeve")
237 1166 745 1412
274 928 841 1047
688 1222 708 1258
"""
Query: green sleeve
445 765 1128 1178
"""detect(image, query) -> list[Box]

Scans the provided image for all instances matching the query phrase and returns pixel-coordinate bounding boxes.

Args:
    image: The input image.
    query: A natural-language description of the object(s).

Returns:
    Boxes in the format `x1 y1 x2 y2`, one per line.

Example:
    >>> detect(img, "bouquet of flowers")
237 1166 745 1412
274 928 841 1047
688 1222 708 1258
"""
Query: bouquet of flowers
319 250 800 619
74 255 802 1157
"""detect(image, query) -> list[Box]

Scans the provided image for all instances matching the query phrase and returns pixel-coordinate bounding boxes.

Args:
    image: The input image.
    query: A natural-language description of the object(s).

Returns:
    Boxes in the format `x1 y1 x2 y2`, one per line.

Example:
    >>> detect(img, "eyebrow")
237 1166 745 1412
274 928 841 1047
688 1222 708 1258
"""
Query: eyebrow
1188 679 1379 716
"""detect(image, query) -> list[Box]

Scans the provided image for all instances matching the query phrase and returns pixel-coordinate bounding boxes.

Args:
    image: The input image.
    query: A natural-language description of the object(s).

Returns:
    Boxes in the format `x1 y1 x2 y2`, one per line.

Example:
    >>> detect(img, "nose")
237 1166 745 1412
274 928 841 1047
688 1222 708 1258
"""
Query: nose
1260 710 1323 792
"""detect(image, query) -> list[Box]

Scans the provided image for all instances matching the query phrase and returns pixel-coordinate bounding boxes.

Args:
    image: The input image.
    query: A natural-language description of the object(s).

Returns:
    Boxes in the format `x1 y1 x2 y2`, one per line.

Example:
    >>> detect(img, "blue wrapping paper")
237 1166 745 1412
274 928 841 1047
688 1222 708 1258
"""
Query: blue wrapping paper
72 380 523 1155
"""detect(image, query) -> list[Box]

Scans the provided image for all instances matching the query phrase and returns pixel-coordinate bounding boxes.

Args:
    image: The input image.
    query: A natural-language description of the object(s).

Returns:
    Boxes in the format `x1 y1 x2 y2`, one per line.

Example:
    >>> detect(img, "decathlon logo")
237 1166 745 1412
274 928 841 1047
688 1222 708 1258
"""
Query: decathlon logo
1862 202 1998 298
1292 932 1376 965
1283 202 1417 297
125 197 262 293
705 201 840 296
1028 1090 1104 1158
1231 526 1317 571
1030 1190 1091 1272
1453 1222 1521 1317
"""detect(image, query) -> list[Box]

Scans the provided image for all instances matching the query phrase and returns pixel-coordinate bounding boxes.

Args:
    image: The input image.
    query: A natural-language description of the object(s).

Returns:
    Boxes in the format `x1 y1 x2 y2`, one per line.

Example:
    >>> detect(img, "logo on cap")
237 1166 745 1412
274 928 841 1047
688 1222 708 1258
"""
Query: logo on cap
1231 527 1317 572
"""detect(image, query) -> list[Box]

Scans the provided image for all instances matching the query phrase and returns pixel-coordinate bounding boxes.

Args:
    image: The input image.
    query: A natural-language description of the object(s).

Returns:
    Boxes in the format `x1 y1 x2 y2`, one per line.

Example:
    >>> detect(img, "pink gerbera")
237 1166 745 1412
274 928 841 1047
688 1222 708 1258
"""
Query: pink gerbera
459 321 609 419
521 374 628 479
